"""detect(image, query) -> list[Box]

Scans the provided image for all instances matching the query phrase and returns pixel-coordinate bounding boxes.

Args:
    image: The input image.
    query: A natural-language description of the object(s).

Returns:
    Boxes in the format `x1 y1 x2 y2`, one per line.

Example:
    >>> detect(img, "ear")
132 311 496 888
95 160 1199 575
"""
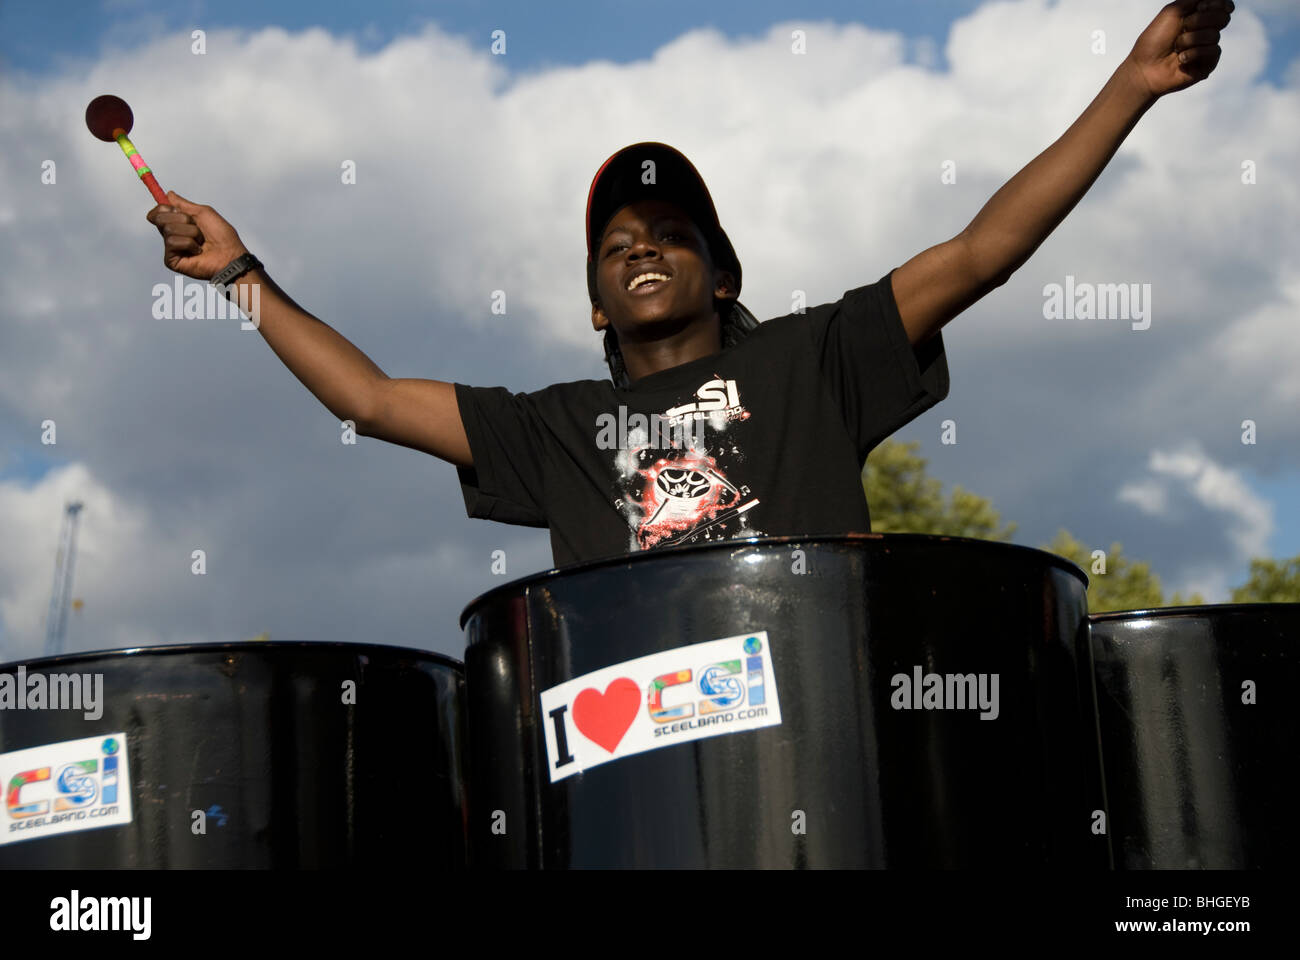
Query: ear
714 269 737 300
591 302 609 333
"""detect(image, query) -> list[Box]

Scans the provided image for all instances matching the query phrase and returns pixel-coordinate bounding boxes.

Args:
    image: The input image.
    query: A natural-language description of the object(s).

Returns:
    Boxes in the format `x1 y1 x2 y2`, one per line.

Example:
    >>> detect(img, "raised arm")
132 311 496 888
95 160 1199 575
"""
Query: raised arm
361 378 472 467
891 0 1234 347
147 192 473 467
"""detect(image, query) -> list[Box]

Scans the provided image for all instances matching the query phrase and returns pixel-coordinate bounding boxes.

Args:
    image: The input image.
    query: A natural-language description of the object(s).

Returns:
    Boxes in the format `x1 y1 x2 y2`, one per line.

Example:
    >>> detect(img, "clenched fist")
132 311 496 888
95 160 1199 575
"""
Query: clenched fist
146 191 249 281
1126 0 1234 99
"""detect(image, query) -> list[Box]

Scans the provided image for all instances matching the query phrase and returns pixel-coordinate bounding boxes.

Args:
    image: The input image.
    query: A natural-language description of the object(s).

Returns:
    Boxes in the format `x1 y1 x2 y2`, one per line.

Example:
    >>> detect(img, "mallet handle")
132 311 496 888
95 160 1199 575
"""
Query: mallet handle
115 132 168 206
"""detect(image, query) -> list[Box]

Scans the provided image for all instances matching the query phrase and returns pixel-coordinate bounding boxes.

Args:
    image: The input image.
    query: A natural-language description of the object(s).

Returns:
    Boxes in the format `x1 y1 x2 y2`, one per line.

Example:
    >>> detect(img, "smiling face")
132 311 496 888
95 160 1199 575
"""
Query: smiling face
591 198 735 345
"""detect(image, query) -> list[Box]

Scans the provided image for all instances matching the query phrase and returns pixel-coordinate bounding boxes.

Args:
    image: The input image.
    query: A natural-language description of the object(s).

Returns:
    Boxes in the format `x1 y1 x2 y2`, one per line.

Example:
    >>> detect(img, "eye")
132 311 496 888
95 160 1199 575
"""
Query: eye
605 230 684 255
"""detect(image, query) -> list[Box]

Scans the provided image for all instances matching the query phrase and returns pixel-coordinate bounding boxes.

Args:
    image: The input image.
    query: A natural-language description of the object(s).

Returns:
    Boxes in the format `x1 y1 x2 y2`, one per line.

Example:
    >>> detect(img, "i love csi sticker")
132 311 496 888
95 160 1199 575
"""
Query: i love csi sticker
538 631 782 781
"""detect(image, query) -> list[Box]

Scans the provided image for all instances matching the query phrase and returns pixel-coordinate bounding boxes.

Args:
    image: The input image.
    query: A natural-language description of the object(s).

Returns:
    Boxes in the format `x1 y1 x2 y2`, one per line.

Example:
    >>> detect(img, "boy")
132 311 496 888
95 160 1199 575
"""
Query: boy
146 1 1233 569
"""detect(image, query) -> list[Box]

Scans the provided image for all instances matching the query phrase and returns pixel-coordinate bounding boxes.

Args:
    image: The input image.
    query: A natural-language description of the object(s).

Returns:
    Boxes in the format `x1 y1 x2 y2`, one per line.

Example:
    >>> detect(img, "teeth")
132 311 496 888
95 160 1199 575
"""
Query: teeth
628 273 670 291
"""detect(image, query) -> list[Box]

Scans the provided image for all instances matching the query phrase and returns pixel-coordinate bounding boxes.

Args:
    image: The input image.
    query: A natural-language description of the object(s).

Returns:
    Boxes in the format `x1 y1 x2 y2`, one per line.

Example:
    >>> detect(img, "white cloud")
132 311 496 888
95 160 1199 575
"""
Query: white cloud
1116 479 1167 515
1204 275 1300 407
0 464 157 654
1169 564 1233 603
1119 442 1274 560
1250 0 1300 21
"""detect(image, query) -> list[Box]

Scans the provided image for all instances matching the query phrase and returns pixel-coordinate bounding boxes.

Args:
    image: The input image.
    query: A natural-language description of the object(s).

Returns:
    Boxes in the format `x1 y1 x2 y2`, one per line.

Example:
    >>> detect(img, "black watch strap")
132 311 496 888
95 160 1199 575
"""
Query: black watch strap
212 252 263 287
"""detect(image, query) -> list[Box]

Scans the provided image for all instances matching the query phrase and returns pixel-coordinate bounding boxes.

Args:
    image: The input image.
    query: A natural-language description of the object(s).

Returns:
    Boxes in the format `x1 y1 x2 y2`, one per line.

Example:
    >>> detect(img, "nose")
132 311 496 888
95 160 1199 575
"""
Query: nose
627 237 661 259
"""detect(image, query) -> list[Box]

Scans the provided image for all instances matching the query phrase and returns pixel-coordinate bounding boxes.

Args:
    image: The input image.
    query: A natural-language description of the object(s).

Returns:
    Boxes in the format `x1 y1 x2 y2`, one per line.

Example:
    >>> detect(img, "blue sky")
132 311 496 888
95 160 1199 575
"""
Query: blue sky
4 0 1297 84
2 0 1298 660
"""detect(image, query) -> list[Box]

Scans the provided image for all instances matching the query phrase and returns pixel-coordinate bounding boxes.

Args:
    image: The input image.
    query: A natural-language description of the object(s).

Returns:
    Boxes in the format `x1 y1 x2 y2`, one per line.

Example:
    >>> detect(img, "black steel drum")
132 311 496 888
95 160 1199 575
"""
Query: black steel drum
0 641 466 868
461 533 1104 868
1090 603 1299 869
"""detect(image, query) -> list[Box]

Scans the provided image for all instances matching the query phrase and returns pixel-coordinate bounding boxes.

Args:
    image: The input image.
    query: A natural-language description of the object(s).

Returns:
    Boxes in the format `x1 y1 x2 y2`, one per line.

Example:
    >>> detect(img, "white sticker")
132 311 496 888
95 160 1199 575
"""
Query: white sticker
539 630 781 782
0 733 133 845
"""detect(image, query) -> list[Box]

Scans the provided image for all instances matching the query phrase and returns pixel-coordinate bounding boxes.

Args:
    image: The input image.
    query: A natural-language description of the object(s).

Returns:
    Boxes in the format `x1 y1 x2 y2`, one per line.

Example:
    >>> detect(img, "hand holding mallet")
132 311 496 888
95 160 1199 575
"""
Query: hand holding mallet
86 94 250 280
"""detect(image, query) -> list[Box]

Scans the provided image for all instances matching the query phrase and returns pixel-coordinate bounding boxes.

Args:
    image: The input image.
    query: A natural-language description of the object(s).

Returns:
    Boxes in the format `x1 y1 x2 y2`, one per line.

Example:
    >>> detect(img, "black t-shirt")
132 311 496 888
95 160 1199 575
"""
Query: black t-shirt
454 268 950 568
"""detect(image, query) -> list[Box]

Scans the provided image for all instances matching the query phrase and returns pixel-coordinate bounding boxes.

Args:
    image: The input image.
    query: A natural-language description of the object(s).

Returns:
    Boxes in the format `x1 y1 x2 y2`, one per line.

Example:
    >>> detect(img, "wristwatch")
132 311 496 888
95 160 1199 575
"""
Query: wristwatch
211 252 263 287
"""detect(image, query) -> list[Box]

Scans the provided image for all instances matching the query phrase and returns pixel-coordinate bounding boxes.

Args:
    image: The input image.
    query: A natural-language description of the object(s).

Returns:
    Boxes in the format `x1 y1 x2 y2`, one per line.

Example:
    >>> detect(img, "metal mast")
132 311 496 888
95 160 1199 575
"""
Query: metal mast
44 501 84 657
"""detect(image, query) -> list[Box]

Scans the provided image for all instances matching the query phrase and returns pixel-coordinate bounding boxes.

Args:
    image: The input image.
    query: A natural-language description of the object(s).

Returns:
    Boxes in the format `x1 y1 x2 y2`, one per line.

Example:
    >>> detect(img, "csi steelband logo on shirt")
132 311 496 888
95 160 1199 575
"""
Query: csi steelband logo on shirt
608 376 762 551
1 733 133 845
660 377 748 427
539 631 781 781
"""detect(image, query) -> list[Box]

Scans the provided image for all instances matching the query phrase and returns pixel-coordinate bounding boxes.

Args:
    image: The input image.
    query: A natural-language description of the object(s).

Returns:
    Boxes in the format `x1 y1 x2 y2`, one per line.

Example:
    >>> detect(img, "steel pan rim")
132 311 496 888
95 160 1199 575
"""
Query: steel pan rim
1089 601 1300 623
0 639 465 673
458 531 1089 629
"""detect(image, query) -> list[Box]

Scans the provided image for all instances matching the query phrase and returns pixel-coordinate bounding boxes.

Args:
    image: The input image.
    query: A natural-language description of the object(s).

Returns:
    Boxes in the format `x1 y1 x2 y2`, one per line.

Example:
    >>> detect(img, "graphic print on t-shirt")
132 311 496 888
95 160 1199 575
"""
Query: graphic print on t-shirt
611 375 763 551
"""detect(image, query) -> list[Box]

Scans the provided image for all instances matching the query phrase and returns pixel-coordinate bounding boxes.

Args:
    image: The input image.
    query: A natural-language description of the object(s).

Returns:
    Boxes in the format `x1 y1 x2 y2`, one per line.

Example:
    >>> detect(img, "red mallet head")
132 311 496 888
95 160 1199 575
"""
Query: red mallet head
86 94 134 141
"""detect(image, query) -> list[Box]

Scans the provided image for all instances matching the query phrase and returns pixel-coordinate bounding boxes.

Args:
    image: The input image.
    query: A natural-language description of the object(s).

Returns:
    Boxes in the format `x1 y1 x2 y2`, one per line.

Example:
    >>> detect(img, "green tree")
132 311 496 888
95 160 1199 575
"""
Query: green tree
862 439 1016 540
863 439 1210 612
1230 556 1300 602
865 439 1300 611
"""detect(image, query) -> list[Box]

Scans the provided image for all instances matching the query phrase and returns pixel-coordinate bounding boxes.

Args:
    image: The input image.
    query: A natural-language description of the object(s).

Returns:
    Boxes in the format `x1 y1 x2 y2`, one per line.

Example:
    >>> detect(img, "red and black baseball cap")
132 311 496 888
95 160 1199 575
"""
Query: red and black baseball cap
585 142 742 305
